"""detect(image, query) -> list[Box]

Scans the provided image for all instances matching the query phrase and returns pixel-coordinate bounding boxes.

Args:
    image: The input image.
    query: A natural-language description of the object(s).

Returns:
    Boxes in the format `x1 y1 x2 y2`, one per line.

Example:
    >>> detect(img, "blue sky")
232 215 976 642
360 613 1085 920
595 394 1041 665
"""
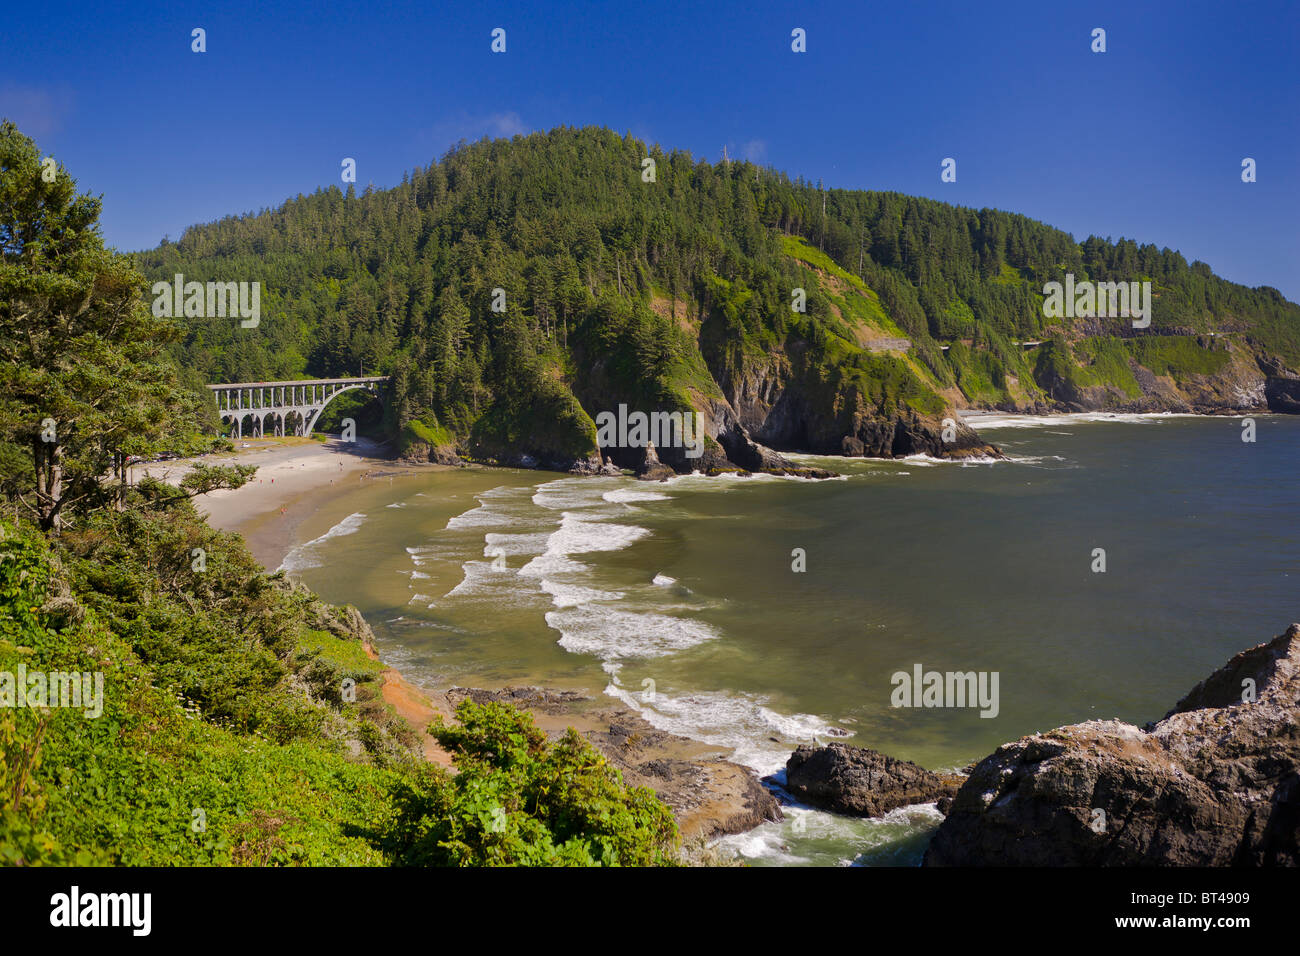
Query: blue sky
4 0 1297 297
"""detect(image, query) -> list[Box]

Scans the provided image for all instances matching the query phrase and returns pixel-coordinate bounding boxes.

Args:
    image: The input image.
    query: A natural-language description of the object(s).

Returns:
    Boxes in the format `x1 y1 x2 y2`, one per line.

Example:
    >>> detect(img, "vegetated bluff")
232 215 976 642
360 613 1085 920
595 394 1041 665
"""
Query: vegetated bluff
137 127 1300 472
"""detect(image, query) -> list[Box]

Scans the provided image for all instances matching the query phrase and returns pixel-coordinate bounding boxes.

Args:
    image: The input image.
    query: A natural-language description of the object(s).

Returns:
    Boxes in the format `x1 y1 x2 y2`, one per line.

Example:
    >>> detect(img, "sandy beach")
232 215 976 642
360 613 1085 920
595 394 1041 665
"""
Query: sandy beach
138 433 469 759
135 434 400 569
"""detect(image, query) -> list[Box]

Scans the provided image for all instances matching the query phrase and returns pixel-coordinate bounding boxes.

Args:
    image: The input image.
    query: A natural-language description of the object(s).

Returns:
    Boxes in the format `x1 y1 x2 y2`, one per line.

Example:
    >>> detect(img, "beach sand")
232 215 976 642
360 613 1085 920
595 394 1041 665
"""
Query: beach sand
136 435 398 569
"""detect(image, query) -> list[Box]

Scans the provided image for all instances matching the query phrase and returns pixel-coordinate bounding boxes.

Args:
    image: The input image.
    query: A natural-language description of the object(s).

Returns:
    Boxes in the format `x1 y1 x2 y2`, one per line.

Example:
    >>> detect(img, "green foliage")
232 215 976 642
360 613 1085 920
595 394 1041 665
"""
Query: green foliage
1129 336 1231 381
124 125 1294 435
0 505 683 866
0 126 684 868
382 700 679 866
402 418 454 448
0 121 228 530
1074 338 1142 397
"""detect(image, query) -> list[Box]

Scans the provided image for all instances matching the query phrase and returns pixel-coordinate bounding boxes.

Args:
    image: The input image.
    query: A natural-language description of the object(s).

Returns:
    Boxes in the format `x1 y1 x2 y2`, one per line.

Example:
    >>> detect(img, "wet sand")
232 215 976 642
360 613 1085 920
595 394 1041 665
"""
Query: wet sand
136 435 399 568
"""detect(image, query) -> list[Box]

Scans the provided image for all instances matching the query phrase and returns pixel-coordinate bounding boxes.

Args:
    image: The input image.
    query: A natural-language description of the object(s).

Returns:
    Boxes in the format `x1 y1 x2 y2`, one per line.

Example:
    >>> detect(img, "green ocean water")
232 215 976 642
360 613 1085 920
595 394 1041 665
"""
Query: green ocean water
286 413 1300 865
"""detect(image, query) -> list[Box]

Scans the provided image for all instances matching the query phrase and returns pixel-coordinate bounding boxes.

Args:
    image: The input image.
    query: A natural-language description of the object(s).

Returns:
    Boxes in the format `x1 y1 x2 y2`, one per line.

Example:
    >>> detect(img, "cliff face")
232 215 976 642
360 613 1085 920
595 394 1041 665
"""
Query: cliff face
712 347 999 460
978 335 1298 417
923 624 1300 866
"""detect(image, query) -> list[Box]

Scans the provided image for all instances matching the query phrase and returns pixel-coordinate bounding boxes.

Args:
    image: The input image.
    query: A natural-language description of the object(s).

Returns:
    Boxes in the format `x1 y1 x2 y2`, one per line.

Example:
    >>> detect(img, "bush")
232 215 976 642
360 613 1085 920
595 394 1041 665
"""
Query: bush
382 700 679 866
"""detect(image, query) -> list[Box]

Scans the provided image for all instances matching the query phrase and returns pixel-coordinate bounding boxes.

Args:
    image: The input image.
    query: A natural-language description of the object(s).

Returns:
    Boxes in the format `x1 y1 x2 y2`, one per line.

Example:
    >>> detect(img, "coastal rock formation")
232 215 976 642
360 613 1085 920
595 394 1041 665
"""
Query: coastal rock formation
1265 375 1300 413
782 742 963 817
398 438 463 466
636 442 676 481
590 717 783 840
923 624 1300 866
567 451 618 475
713 422 840 478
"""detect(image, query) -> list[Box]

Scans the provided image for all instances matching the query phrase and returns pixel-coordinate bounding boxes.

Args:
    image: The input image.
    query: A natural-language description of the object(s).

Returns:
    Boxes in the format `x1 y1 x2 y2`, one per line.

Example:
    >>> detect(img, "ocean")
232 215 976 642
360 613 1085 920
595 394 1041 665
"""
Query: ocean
285 413 1300 865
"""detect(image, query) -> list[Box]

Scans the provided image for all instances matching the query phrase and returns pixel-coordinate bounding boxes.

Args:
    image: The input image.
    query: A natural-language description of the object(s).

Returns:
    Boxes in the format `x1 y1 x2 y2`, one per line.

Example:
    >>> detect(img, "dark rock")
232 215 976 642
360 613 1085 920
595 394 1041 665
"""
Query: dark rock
716 422 792 472
924 624 1300 866
1265 376 1300 413
636 441 676 481
695 442 741 474
783 742 963 817
567 452 606 475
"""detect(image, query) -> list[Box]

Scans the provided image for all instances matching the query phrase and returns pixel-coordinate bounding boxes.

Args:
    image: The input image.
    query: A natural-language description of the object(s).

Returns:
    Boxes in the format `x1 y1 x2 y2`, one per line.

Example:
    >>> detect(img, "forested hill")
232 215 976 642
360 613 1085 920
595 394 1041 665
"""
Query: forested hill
136 126 1300 470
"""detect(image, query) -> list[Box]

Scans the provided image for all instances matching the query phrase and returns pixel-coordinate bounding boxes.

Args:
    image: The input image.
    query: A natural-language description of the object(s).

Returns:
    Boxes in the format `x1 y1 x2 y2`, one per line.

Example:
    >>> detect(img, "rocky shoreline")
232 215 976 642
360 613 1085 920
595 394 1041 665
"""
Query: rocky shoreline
317 534 1300 865
284 428 1299 865
321 592 781 844
924 623 1300 866
768 624 1300 866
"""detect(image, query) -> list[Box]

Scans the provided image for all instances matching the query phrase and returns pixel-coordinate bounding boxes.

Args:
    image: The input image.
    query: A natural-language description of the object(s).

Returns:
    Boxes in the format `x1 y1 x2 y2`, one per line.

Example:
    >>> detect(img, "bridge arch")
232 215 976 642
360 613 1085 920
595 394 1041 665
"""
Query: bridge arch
208 376 388 439
302 382 377 435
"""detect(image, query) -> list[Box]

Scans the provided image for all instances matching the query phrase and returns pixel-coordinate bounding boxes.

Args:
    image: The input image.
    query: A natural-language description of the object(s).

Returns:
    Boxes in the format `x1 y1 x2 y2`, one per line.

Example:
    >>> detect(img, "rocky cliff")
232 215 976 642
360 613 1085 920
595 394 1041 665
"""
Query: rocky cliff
923 624 1300 866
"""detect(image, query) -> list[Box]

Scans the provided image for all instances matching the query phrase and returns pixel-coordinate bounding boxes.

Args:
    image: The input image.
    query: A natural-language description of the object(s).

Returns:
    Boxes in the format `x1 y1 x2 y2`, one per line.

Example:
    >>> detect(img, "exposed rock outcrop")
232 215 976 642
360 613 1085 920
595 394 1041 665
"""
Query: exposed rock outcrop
636 442 676 481
714 422 839 478
567 451 614 475
398 439 463 466
782 742 964 817
1265 375 1300 413
923 624 1300 866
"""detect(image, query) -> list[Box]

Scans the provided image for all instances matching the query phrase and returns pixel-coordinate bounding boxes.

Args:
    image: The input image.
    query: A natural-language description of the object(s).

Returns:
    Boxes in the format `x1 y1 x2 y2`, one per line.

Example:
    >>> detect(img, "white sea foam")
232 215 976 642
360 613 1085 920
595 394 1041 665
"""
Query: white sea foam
277 512 367 573
548 513 649 555
548 605 719 660
483 531 551 558
445 559 527 600
602 487 671 503
652 573 677 587
713 802 945 866
539 579 624 607
960 410 1207 430
518 551 586 578
532 478 616 511
445 504 514 529
603 682 835 774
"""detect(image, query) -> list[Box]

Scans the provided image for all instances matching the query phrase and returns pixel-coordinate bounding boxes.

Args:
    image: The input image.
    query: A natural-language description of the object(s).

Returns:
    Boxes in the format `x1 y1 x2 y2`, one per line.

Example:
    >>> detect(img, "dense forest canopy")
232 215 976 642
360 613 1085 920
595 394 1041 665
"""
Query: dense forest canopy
132 126 1299 456
0 119 681 866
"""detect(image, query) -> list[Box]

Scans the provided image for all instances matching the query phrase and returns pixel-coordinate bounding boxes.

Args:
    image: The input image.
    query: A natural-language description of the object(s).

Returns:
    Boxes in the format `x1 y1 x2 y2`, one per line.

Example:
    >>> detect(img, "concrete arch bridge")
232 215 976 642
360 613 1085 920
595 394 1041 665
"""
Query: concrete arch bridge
207 376 388 439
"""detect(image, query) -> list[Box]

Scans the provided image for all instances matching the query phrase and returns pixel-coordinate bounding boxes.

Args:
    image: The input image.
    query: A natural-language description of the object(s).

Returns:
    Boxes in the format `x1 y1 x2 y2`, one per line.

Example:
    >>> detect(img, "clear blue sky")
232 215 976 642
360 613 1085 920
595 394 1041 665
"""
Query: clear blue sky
4 0 1297 298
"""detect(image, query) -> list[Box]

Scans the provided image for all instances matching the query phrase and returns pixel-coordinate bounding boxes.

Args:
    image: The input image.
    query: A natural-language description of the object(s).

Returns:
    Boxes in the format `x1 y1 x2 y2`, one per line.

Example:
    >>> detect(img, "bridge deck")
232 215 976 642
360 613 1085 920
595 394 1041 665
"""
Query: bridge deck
207 376 389 390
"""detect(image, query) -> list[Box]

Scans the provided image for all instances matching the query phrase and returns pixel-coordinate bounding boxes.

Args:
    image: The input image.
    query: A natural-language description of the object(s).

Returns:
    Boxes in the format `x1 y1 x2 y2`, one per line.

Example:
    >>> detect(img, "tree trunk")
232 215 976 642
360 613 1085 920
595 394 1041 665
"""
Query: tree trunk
35 438 64 531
